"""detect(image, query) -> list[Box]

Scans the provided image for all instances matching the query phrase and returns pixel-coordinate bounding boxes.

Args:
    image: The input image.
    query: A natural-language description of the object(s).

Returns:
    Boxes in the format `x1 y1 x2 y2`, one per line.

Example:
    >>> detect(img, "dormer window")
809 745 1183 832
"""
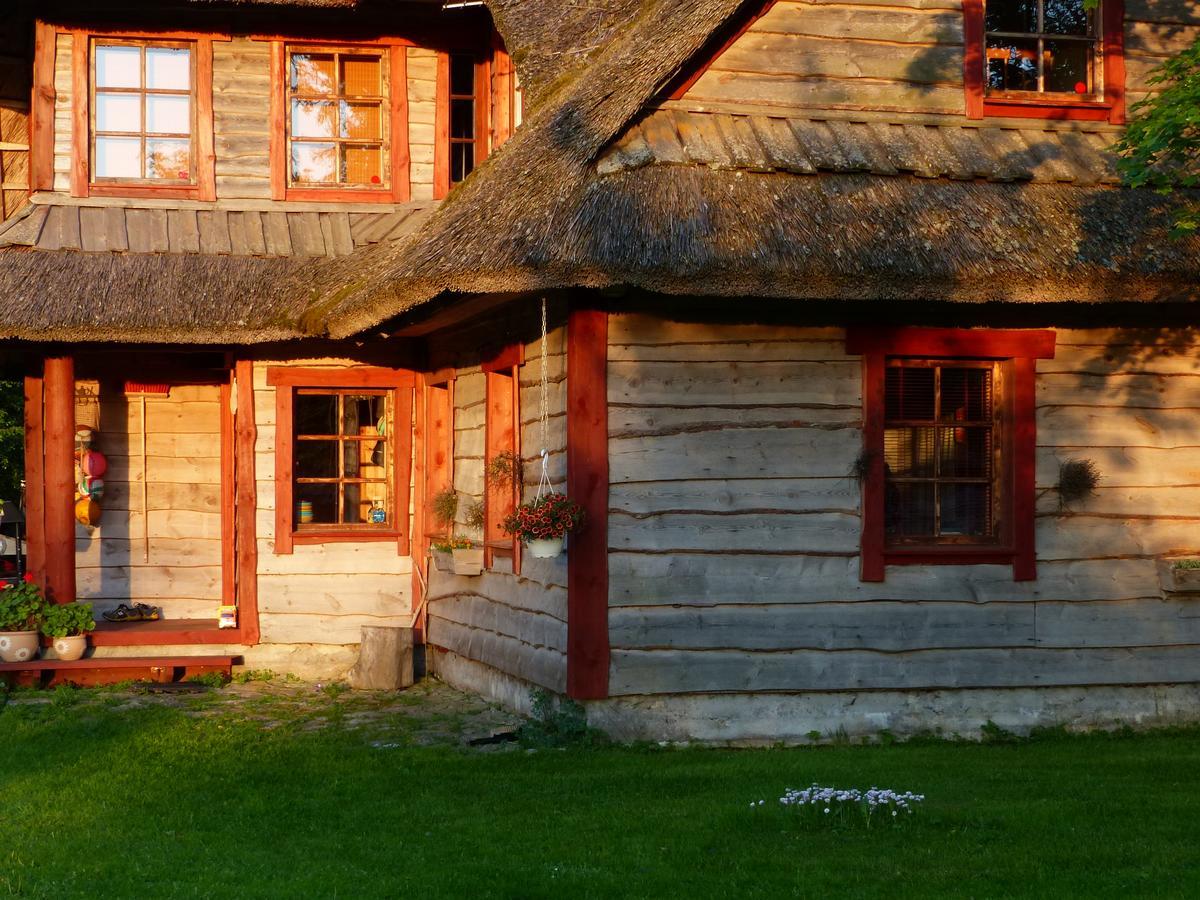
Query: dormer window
964 0 1125 123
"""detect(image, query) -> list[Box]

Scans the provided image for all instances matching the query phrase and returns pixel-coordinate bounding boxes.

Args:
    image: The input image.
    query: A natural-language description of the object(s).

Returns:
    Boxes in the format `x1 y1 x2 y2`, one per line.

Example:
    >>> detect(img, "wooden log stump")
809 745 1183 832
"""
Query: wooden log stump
347 626 414 691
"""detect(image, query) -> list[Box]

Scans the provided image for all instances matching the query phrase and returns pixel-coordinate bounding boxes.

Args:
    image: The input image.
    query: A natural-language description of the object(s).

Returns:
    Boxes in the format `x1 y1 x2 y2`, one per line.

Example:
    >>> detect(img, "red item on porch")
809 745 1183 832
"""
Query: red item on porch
80 450 107 478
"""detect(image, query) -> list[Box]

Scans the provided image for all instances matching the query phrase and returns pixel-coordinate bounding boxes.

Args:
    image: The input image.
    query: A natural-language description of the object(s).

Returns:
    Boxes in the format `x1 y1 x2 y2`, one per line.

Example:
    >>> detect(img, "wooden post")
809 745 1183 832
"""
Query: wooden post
42 357 75 604
234 360 260 644
23 375 46 589
566 307 609 700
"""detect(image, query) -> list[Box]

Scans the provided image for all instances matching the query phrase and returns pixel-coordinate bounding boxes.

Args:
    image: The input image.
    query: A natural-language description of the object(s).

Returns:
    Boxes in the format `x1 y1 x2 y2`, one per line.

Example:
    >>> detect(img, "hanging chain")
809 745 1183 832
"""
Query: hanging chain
537 297 552 501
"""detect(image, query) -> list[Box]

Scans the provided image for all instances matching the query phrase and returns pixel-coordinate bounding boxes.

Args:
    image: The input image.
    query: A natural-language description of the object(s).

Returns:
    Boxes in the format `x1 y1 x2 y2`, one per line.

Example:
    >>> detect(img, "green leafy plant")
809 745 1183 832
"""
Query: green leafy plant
464 500 485 531
486 450 523 489
0 576 48 632
502 493 584 543
40 602 96 639
518 688 606 748
431 488 458 528
431 535 474 553
1174 559 1200 570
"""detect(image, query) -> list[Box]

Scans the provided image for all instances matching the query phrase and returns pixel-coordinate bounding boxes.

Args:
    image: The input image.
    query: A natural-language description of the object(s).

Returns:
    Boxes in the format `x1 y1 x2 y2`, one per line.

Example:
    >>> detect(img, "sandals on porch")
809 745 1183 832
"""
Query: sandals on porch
102 603 161 624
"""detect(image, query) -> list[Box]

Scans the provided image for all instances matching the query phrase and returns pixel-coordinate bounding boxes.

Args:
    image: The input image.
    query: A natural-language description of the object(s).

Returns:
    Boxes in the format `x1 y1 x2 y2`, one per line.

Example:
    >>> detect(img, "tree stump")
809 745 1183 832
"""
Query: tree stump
347 626 414 691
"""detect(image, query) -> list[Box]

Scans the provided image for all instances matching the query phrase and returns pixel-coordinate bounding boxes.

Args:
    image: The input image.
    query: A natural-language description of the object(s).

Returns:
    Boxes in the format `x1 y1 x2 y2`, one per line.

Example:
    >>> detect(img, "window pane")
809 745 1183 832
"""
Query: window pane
985 0 1037 34
1044 39 1093 93
292 100 337 138
343 483 366 524
451 99 475 140
94 137 141 178
95 93 141 133
886 482 935 538
146 95 190 135
342 395 383 433
295 394 337 436
342 145 382 185
341 101 382 140
940 484 991 536
341 56 381 97
291 142 338 183
885 366 934 421
450 55 475 96
296 440 338 479
145 139 191 180
937 426 992 478
296 483 337 525
1043 0 1093 36
95 45 141 89
987 38 1039 92
146 47 190 90
940 367 992 422
884 427 936 478
451 141 474 183
292 54 337 94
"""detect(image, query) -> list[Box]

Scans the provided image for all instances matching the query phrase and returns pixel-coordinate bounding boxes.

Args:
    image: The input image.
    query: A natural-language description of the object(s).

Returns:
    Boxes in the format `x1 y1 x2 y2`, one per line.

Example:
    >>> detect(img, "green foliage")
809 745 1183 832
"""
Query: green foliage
1174 559 1200 570
485 450 523 489
0 381 23 504
980 720 1021 744
464 500 485 531
188 672 229 688
233 669 277 684
430 535 473 552
518 688 607 748
40 602 96 638
431 488 459 527
1110 33 1200 237
0 577 48 632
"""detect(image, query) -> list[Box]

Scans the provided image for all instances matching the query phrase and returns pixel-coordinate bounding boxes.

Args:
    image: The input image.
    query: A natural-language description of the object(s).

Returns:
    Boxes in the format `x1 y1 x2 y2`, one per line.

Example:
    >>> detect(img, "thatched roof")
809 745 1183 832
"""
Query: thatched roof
312 0 1200 339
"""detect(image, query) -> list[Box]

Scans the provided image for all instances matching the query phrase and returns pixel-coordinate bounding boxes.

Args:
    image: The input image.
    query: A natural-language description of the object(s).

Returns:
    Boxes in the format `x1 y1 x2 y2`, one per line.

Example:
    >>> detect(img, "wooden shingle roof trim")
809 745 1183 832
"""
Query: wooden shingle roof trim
0 199 434 258
599 108 1124 185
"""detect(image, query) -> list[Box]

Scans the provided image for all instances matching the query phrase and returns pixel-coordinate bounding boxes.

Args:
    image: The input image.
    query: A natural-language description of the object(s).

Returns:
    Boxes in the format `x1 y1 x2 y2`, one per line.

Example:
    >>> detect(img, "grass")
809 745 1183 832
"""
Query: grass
3 685 1200 898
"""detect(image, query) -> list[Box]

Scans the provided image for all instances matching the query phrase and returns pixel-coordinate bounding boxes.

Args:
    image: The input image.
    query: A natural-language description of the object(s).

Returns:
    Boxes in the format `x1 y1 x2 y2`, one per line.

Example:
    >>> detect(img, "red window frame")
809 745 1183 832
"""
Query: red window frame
433 50 490 200
482 344 524 573
963 0 1125 123
268 39 411 203
267 366 414 554
65 28 219 200
847 327 1056 583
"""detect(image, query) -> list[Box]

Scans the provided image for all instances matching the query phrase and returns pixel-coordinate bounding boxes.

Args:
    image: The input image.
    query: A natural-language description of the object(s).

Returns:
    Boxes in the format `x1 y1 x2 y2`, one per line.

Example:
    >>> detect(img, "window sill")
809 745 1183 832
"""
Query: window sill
292 530 402 545
284 187 400 204
981 97 1115 122
87 183 201 200
884 548 1015 566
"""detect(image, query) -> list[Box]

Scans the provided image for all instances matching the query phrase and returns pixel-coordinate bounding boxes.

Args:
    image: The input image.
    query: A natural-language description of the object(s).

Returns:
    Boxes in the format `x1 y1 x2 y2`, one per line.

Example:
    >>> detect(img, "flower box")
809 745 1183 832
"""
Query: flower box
451 547 484 577
1158 558 1200 594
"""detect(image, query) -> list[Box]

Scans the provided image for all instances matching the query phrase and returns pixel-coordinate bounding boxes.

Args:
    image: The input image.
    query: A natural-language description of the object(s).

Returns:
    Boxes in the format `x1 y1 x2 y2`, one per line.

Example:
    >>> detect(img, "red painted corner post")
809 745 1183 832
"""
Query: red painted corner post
567 307 609 700
43 357 76 604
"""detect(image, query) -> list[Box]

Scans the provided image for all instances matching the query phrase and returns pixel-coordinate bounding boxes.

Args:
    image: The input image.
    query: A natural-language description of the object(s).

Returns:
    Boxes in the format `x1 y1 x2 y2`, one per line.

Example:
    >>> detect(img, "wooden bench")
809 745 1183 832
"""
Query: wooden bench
0 655 237 687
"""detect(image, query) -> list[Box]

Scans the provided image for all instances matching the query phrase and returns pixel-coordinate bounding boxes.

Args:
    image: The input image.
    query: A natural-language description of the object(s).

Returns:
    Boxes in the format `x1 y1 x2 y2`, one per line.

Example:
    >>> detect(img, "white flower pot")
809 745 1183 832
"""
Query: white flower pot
53 634 88 661
528 537 564 559
0 629 40 663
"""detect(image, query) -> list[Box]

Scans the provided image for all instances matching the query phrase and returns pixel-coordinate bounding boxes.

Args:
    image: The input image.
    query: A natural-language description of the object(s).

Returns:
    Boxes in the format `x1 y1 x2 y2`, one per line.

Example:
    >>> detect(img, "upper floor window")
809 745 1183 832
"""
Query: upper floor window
92 40 195 185
964 0 1124 123
449 53 478 185
288 48 388 190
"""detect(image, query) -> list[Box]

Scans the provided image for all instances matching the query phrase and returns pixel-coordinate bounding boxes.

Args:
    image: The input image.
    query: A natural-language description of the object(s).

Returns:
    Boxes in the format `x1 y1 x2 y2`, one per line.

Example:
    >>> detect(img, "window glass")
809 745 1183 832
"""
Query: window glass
449 54 477 184
293 391 391 528
288 48 386 188
983 0 1099 96
92 40 194 183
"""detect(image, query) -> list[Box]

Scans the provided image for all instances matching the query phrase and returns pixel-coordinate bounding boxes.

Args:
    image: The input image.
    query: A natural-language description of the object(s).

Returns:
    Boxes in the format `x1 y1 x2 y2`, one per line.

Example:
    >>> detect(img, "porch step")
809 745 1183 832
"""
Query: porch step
0 655 237 687
91 618 232 647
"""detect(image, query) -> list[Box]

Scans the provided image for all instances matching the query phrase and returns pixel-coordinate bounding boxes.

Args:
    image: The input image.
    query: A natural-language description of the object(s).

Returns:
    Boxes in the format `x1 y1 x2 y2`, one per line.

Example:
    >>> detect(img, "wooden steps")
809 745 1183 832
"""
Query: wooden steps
90 618 234 647
0 655 237 687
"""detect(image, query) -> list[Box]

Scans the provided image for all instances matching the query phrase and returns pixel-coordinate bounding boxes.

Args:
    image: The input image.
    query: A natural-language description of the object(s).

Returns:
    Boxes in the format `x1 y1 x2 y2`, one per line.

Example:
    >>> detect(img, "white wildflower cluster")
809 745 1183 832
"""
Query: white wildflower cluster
772 784 925 827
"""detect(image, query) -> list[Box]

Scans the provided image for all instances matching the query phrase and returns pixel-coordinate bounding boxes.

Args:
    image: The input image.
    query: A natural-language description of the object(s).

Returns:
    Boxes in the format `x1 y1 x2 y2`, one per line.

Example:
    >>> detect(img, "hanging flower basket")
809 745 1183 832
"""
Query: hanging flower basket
502 493 584 559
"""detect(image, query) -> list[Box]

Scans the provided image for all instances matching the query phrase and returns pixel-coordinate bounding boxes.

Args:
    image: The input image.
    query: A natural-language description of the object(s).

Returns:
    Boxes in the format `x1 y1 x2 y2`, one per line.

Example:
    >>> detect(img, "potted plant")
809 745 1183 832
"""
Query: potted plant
448 536 484 576
42 602 97 661
1158 557 1200 595
502 492 585 559
430 536 469 573
0 574 48 663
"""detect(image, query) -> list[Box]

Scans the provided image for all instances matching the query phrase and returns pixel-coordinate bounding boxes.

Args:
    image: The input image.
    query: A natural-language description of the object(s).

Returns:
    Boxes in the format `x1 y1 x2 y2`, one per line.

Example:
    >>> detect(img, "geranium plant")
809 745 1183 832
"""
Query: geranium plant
41 602 97 639
502 493 584 543
0 574 49 632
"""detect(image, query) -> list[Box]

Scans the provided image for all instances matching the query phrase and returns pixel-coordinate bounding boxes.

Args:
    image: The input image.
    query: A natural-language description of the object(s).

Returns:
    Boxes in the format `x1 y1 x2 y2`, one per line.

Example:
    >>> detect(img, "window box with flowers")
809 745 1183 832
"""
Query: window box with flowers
502 493 585 559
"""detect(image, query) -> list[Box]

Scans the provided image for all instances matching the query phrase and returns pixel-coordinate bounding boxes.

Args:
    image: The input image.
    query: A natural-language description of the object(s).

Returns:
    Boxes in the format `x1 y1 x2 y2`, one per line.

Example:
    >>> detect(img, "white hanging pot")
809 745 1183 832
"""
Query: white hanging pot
527 536 564 559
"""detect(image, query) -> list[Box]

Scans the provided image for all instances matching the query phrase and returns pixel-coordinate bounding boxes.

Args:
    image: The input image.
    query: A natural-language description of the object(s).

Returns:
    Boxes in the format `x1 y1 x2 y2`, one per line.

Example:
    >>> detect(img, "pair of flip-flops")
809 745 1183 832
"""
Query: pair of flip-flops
102 603 161 623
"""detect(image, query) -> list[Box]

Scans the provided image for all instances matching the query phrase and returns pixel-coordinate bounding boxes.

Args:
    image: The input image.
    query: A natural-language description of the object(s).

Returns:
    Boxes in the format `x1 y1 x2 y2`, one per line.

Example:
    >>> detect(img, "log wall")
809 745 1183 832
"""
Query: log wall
74 383 223 618
252 358 415 645
681 0 1189 118
606 315 1200 700
427 323 569 694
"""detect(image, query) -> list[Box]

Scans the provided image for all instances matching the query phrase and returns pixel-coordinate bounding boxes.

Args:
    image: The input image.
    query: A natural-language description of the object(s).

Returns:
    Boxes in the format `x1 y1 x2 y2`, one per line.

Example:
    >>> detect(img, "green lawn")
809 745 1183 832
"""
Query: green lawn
3 683 1199 898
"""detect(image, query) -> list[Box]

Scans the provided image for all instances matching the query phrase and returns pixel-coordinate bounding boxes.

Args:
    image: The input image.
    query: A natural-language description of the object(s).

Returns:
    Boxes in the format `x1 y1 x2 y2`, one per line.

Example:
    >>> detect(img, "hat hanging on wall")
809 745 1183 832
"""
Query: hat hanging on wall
80 450 108 478
75 497 102 528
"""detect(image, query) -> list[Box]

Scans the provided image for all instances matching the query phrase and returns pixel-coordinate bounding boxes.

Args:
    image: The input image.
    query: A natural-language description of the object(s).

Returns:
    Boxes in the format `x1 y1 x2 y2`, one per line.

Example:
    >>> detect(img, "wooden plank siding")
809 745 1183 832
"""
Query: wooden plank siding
677 0 1183 121
425 324 569 694
605 315 1200 698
